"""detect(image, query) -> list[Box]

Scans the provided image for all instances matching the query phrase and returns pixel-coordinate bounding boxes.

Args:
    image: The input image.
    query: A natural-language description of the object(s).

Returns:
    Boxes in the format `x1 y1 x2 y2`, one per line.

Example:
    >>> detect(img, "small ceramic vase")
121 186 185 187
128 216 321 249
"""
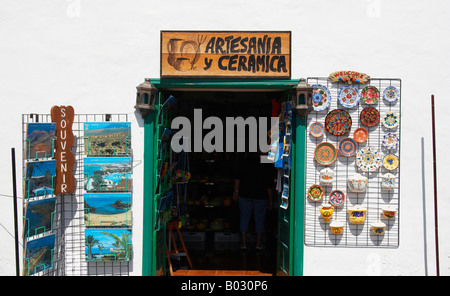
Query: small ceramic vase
347 205 367 225
319 168 335 186
348 173 368 193
381 205 397 219
330 219 344 234
381 173 396 190
319 203 334 222
371 221 386 235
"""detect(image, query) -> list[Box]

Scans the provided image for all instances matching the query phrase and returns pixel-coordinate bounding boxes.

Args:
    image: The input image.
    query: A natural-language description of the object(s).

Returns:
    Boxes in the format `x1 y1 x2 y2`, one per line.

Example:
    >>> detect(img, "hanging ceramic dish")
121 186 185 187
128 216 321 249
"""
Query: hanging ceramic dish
382 112 400 129
381 204 397 219
310 122 324 138
314 142 337 166
348 173 368 193
319 168 335 186
319 203 334 222
311 84 332 111
383 86 400 103
380 173 396 190
308 184 324 202
338 137 358 157
338 85 360 108
360 107 380 127
356 146 383 172
325 109 352 136
329 189 345 207
329 219 344 234
382 133 399 150
371 221 386 235
353 127 369 143
383 154 399 170
347 205 367 225
361 85 380 105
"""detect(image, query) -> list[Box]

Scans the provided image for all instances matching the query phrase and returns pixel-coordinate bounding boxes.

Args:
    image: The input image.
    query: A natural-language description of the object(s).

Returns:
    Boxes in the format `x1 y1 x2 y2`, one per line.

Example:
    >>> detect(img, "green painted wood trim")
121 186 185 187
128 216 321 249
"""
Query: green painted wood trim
149 78 300 90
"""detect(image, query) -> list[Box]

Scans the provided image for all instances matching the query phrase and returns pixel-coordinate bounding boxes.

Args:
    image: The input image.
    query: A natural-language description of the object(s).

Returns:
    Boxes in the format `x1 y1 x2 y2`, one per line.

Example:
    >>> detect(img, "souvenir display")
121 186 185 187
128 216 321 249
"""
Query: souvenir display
361 85 380 105
338 137 358 157
347 173 368 193
330 219 344 234
347 205 367 225
319 168 335 186
325 109 352 136
329 189 345 207
353 127 368 143
360 107 380 127
308 184 324 202
314 142 337 166
383 154 399 170
381 173 396 190
311 84 332 111
370 221 386 235
338 85 360 108
356 146 383 172
381 205 397 219
383 86 400 103
382 112 399 129
382 133 399 150
310 122 324 138
319 203 334 222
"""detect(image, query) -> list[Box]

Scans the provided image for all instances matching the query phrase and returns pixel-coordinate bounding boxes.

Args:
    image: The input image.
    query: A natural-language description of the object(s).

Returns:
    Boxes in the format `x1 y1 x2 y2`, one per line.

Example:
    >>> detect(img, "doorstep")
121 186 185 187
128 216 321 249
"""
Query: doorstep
172 270 272 276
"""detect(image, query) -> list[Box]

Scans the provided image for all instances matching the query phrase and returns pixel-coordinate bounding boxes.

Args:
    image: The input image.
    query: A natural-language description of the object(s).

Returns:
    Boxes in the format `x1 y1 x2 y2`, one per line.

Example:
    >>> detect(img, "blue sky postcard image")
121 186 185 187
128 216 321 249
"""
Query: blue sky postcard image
26 123 56 160
85 228 132 262
84 193 132 226
84 157 132 192
84 122 131 156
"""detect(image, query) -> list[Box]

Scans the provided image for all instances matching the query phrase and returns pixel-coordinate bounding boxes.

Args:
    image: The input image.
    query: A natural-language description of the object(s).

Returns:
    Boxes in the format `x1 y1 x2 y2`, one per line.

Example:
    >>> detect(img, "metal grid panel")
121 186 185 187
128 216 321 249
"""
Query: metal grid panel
305 78 401 248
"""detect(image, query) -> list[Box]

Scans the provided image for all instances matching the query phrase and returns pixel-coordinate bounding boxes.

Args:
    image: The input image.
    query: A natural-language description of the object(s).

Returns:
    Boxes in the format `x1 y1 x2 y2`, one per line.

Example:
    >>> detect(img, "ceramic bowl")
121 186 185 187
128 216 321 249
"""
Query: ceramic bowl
381 205 397 219
371 221 386 235
330 220 344 234
319 168 335 186
347 205 367 225
348 173 368 193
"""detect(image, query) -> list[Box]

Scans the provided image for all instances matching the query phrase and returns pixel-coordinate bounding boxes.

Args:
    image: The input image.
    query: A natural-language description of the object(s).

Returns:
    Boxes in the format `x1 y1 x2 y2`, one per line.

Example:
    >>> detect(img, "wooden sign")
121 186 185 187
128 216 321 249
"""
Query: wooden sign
51 106 75 195
329 71 370 84
161 31 291 79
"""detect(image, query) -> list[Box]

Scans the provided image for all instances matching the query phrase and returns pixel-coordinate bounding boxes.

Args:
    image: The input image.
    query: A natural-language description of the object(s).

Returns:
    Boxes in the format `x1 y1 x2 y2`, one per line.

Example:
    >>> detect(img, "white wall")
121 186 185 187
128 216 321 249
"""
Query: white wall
1 0 449 276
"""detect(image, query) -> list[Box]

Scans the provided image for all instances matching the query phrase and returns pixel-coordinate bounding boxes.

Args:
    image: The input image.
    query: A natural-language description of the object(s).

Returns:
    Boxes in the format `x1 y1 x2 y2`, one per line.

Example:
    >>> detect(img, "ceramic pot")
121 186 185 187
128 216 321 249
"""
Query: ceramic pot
381 205 397 219
319 203 334 222
319 168 334 186
348 173 368 193
371 221 386 235
330 220 344 234
381 173 396 190
347 205 367 225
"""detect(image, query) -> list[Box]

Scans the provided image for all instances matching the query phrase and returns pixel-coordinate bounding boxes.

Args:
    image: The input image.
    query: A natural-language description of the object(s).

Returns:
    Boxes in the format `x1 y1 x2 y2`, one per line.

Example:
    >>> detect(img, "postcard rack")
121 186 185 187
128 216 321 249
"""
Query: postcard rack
304 77 401 248
22 113 132 276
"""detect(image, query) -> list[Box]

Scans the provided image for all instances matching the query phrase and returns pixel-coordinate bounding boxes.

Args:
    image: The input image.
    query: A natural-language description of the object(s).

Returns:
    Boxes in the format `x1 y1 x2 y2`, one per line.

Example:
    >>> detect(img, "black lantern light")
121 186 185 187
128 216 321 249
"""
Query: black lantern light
134 78 157 119
293 78 313 119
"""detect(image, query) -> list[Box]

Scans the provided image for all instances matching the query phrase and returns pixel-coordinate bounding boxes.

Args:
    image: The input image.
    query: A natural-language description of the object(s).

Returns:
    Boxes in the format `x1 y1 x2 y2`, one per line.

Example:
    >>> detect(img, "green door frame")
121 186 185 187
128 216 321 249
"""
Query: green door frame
142 78 306 276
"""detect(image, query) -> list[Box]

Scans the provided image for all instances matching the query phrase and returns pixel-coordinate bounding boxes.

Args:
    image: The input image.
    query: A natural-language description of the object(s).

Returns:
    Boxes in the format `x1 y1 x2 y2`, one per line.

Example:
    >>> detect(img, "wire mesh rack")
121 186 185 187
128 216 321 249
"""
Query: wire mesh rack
22 113 132 276
304 77 401 248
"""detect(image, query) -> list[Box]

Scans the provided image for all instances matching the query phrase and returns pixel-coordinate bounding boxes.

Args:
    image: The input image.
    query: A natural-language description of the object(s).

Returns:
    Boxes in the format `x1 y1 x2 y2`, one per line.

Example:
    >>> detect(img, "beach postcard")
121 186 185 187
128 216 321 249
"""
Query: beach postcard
23 233 55 276
84 193 132 226
24 160 56 199
84 122 131 156
23 197 56 238
85 228 132 262
25 123 56 160
84 157 132 192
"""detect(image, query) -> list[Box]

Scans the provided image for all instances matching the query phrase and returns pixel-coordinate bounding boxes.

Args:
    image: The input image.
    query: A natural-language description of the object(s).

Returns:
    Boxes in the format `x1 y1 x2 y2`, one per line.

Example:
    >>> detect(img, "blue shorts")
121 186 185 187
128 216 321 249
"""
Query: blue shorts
238 197 268 233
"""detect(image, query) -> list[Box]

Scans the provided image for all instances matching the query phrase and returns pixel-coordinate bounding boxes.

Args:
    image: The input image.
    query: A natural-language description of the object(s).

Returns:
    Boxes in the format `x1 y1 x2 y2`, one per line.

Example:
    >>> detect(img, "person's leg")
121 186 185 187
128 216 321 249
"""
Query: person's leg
238 197 252 249
253 199 269 249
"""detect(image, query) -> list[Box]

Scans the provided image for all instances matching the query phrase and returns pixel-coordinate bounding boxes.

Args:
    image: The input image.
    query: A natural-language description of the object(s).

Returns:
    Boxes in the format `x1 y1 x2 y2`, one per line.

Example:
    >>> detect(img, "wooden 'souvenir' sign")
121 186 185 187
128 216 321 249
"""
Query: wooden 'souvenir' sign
161 31 291 79
51 105 75 195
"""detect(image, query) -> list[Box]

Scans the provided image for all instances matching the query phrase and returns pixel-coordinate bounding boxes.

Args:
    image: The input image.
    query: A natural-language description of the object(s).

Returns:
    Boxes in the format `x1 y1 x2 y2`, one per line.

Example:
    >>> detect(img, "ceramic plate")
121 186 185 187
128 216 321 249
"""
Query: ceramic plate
360 107 380 127
338 137 358 157
353 127 369 143
310 122 324 138
382 112 399 129
329 190 345 207
383 154 399 170
356 146 383 172
311 84 332 112
308 184 324 202
361 85 380 105
382 133 399 150
314 142 337 166
383 86 400 102
325 109 352 136
338 85 360 108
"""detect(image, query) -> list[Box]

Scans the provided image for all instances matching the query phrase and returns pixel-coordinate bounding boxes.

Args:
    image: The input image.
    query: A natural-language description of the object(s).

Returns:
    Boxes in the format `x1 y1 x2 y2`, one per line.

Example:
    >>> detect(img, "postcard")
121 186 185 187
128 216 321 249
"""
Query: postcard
23 234 55 276
85 228 132 262
83 122 131 156
23 197 56 238
25 123 56 160
24 160 56 199
84 157 132 192
84 193 132 226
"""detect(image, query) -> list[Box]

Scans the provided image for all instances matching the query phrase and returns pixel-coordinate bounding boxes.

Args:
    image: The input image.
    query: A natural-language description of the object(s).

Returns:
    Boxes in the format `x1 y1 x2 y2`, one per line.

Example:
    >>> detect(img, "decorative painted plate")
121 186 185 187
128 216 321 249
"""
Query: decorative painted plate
310 122 324 138
311 84 332 112
360 107 380 127
382 133 399 150
356 146 383 172
382 112 399 129
338 137 358 157
361 85 380 105
383 154 399 170
383 86 400 103
325 109 352 136
314 142 337 166
353 127 369 143
338 85 360 108
329 190 345 207
308 184 324 202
